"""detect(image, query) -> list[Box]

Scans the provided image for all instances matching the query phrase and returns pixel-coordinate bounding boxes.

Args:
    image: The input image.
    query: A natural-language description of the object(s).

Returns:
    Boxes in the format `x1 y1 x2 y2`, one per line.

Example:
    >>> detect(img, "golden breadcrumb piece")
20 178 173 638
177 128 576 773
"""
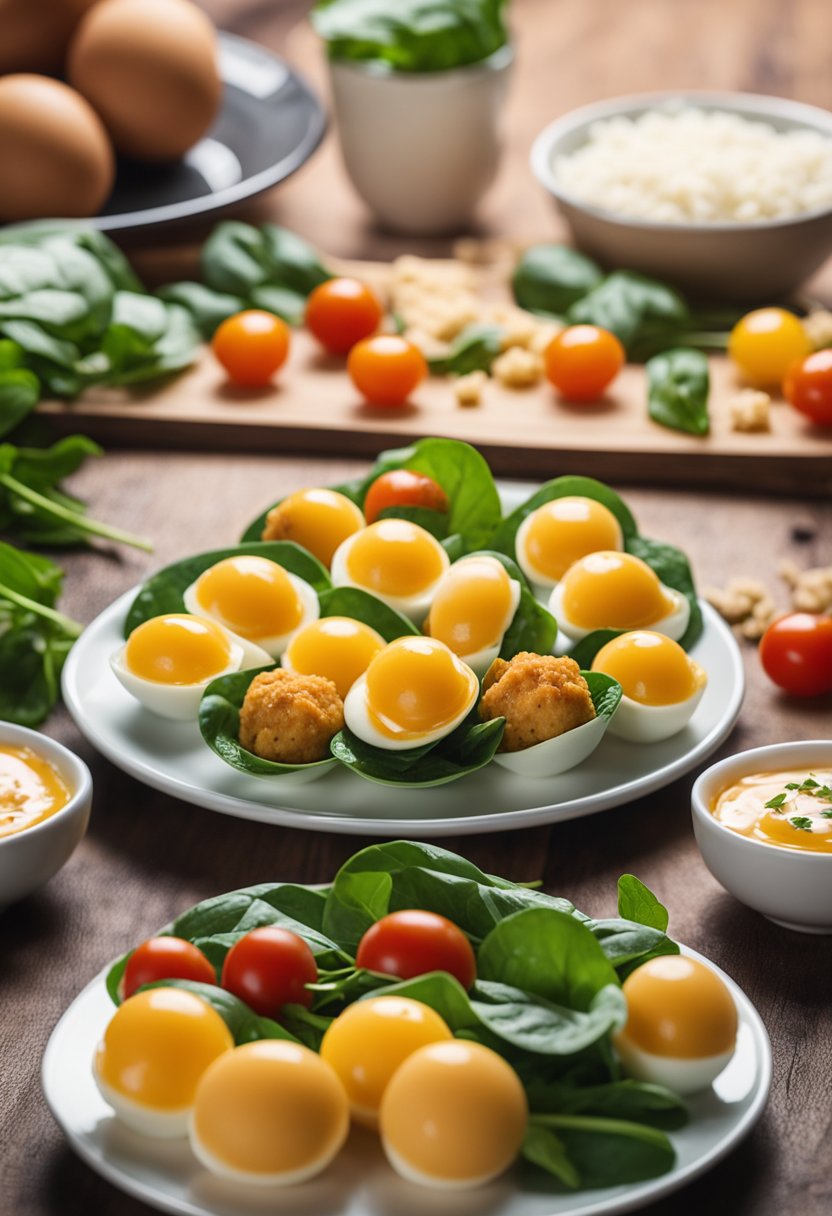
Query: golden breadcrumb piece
728 389 771 433
479 652 595 752
454 370 488 407
239 670 343 764
491 346 544 388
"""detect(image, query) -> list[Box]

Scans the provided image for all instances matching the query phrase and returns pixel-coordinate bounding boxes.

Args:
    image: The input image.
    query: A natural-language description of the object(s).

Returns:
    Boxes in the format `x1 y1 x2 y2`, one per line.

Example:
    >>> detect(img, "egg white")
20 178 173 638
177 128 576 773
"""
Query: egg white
382 1140 505 1191
343 660 479 751
94 1067 191 1138
515 505 624 592
110 626 272 721
182 568 319 659
549 580 690 643
430 566 522 677
606 665 707 743
189 1117 343 1187
330 528 449 624
615 1032 735 1096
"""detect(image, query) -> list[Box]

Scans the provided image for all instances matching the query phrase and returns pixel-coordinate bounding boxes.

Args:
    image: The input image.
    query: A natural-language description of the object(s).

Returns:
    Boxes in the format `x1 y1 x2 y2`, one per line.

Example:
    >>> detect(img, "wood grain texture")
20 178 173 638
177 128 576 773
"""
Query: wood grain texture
3 2 832 1215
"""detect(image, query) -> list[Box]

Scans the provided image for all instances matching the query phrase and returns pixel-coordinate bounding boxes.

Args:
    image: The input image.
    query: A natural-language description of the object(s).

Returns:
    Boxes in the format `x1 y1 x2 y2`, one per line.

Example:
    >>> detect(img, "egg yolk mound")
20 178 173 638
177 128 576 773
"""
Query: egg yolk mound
519 497 623 582
190 1041 349 1184
592 631 702 706
0 745 70 839
283 616 385 699
320 996 452 1128
427 557 515 655
380 1041 528 1187
262 488 364 567
192 556 304 641
124 614 232 684
621 957 738 1059
560 552 675 632
95 988 233 1111
345 520 446 598
364 637 478 742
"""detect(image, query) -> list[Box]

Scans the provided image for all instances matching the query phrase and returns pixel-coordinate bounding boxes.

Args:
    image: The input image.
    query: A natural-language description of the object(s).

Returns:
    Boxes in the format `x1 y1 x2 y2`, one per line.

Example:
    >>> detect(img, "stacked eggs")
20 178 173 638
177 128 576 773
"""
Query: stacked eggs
0 0 222 221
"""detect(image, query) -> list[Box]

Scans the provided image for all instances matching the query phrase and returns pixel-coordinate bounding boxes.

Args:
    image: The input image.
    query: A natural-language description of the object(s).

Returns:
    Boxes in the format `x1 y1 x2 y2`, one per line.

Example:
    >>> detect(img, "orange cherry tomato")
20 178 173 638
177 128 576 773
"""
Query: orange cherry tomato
356 910 476 989
347 335 427 407
783 349 832 428
305 277 383 355
364 469 449 524
544 325 625 402
212 310 291 387
123 937 215 999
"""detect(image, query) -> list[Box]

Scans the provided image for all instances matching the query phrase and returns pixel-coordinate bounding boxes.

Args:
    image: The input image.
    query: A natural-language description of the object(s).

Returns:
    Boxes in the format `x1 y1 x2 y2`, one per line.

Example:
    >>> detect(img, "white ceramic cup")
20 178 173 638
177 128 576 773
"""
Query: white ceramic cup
0 722 92 909
327 46 512 234
691 740 832 935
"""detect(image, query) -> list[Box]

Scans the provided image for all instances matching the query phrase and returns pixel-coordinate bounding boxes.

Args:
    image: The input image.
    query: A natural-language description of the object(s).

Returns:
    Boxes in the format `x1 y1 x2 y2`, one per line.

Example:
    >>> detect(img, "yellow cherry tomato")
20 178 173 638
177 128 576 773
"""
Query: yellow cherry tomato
728 308 810 387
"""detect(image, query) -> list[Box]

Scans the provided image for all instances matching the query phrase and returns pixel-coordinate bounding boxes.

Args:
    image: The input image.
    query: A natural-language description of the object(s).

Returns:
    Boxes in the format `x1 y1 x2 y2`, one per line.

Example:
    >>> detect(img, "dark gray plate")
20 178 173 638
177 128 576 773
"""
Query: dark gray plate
94 32 326 233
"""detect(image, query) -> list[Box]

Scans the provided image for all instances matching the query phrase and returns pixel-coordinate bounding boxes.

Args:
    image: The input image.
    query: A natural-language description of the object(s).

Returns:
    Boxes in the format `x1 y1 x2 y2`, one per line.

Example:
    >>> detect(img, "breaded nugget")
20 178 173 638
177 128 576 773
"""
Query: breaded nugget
239 669 344 764
480 652 595 752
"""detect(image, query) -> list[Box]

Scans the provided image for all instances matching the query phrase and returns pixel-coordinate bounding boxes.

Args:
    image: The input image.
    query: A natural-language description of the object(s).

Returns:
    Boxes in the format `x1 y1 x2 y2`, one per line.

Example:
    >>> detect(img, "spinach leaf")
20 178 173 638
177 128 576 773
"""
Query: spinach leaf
588 918 679 980
522 1124 581 1189
627 534 703 651
173 882 330 942
0 368 40 439
199 665 338 780
124 541 331 635
524 1077 688 1130
312 0 508 72
568 270 690 357
158 281 244 339
141 979 300 1046
513 245 603 316
617 875 669 932
647 347 710 436
490 474 639 557
526 1113 675 1187
317 585 419 640
428 324 505 375
331 712 505 788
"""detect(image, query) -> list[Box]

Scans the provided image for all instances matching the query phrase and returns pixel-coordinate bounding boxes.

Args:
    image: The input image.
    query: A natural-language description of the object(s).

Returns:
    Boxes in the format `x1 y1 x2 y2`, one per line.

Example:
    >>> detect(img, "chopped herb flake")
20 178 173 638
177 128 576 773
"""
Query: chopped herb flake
789 817 814 832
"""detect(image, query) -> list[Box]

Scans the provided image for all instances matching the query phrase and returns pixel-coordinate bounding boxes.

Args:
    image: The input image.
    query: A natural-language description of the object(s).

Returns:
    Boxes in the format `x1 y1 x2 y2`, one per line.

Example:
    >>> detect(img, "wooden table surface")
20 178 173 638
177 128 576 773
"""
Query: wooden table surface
3 2 832 1215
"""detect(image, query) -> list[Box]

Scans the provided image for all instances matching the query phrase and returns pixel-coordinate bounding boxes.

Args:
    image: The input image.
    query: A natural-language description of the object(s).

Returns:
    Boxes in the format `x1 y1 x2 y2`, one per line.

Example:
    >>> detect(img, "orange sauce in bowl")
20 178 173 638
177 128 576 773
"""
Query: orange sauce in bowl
0 745 70 839
713 769 832 855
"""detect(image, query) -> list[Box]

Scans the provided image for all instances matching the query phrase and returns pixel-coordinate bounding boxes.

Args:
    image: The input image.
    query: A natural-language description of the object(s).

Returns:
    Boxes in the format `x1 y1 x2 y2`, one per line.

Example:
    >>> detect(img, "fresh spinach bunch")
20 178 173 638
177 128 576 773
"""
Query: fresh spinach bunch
161 222 332 337
106 840 685 1189
513 243 742 361
311 0 509 72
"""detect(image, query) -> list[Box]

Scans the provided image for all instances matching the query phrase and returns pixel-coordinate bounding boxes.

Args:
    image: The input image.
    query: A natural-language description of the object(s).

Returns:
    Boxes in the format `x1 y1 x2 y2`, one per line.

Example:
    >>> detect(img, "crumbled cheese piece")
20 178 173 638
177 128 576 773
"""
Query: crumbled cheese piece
729 389 771 433
780 560 832 613
402 327 446 361
803 309 832 351
705 577 776 638
453 370 488 407
492 346 544 388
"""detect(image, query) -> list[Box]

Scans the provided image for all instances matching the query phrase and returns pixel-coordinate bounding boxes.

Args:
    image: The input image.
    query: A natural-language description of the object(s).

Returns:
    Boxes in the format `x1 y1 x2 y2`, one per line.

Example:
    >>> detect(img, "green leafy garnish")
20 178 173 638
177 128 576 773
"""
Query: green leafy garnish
427 323 505 375
330 712 505 787
789 816 814 832
513 244 603 316
617 875 670 932
646 347 710 437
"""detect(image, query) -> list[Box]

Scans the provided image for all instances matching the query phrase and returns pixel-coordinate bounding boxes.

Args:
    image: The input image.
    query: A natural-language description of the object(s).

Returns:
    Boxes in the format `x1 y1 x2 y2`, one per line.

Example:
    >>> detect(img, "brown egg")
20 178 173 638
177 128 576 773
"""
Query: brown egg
0 75 115 221
68 0 222 163
0 0 100 75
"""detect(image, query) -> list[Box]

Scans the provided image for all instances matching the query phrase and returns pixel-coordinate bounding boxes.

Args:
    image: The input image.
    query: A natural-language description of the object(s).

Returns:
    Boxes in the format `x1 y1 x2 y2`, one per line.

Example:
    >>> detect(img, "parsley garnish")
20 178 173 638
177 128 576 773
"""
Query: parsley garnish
764 793 788 810
764 774 832 813
790 816 814 832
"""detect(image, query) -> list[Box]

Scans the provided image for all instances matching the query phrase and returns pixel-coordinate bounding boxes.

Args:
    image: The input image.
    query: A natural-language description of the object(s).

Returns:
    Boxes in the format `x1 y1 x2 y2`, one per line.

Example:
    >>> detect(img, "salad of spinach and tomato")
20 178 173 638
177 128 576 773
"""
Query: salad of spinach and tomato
107 840 689 1191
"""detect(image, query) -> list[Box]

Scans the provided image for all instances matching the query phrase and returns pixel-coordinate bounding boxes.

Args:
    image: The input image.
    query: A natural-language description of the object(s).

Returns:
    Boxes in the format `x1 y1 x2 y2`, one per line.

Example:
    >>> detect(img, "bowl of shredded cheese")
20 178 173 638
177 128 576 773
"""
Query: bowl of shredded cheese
531 91 832 299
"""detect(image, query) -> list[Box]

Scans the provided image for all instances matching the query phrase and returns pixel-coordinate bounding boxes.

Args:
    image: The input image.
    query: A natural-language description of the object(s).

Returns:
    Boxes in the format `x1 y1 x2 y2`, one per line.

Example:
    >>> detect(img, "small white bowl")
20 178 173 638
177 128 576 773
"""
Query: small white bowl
692 740 832 935
0 722 92 909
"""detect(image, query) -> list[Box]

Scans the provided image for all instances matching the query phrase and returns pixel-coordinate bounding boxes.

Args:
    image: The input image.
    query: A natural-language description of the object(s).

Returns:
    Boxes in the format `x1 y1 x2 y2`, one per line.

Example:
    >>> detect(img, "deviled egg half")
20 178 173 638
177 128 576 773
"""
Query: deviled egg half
182 554 319 659
281 616 386 699
591 631 707 743
550 551 690 642
514 496 624 591
344 636 479 750
425 555 521 676
331 519 449 623
262 487 365 567
111 613 271 720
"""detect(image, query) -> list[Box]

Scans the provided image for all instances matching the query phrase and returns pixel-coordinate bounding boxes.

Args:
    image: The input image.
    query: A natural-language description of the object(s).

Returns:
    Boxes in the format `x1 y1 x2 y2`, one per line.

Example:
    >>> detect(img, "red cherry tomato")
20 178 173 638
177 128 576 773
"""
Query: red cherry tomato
347 335 427 406
543 325 625 401
305 277 383 355
759 612 832 697
212 310 291 387
783 349 832 427
356 910 476 989
123 936 215 999
363 469 449 524
221 926 318 1018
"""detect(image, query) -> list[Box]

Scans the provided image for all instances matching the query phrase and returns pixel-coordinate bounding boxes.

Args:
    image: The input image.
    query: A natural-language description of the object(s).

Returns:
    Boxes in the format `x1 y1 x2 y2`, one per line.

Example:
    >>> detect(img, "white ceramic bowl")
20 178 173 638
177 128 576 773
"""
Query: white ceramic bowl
0 723 92 909
328 46 512 234
692 740 832 935
531 90 832 299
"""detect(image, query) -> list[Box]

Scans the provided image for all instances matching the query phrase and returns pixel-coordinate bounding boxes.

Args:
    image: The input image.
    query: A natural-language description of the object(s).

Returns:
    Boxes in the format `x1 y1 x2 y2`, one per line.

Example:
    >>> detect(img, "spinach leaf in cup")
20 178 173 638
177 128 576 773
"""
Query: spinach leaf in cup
646 346 711 436
330 711 505 788
317 585 420 640
523 1114 675 1188
312 0 509 73
513 245 603 316
124 541 331 636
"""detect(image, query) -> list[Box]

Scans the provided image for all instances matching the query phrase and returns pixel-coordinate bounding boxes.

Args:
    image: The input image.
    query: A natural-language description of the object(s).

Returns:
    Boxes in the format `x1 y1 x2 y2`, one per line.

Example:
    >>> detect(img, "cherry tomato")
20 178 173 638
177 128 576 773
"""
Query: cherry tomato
363 469 449 524
759 612 832 697
348 335 427 406
211 310 291 387
543 325 625 401
305 277 383 355
729 308 810 387
221 926 318 1018
123 936 215 999
356 910 476 989
783 349 832 427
